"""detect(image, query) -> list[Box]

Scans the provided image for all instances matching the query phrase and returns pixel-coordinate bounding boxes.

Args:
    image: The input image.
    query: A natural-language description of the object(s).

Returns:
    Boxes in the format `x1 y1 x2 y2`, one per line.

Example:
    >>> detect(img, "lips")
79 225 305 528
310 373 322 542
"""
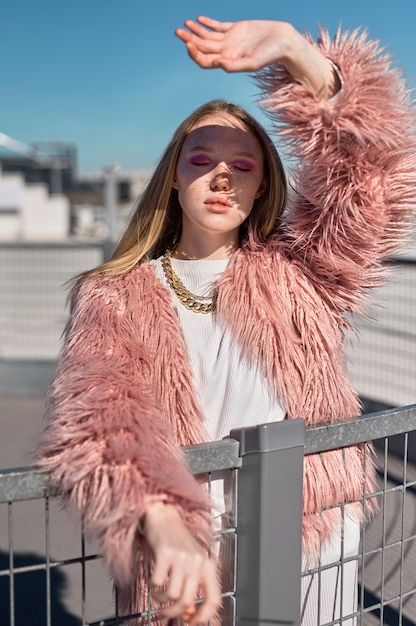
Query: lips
204 196 231 210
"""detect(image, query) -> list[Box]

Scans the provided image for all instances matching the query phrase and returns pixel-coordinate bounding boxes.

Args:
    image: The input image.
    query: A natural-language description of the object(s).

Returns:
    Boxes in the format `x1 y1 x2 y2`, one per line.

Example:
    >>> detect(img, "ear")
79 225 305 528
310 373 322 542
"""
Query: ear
254 177 267 199
172 178 178 190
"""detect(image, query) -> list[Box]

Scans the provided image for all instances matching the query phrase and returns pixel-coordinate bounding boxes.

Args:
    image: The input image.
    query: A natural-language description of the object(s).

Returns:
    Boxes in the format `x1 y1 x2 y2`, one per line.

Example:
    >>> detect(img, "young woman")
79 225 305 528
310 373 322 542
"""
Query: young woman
35 15 416 626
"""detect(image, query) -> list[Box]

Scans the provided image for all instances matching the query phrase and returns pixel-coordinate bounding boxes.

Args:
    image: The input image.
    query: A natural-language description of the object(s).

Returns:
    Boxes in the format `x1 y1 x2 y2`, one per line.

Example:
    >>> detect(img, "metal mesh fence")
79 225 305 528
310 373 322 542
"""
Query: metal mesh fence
0 440 242 626
0 242 108 361
1 242 415 405
359 436 416 625
347 257 416 409
1 406 416 625
302 406 416 626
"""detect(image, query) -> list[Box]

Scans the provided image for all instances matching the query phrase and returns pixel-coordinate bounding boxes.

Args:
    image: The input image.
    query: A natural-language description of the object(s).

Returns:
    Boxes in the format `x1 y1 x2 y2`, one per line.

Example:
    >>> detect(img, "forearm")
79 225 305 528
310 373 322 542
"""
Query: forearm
276 23 341 99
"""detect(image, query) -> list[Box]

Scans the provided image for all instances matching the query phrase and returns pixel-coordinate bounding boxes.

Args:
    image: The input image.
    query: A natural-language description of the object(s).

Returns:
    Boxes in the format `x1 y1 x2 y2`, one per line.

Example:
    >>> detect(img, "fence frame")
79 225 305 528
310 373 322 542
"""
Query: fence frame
1 404 416 625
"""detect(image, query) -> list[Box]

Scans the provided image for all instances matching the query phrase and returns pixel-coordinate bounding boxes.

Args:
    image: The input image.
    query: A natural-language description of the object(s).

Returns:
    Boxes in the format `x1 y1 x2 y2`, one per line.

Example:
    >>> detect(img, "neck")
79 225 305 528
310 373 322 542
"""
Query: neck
173 233 239 260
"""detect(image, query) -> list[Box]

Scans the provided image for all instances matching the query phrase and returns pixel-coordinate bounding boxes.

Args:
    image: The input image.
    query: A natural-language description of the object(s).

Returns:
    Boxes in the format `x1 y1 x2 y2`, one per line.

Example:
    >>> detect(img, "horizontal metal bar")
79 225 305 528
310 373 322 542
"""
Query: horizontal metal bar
2 405 416 503
184 438 242 474
0 466 54 503
304 404 416 454
0 439 242 504
385 256 416 266
0 553 100 577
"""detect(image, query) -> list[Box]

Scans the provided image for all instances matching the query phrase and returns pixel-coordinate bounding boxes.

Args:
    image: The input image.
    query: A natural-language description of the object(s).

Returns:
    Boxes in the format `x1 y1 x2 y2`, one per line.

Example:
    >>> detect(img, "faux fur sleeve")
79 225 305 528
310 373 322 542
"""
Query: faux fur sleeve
256 28 416 314
35 274 212 585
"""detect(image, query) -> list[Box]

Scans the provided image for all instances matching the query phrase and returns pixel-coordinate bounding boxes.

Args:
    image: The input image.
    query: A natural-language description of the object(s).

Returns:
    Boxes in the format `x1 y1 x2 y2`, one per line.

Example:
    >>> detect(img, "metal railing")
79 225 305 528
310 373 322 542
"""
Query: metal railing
0 241 109 363
1 405 416 625
1 245 415 406
347 255 416 409
303 405 416 626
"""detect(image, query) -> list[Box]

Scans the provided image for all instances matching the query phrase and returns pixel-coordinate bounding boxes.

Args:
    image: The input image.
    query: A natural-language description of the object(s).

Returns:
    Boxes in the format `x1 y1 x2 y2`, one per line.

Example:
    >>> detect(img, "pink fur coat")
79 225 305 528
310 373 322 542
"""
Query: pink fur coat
36 27 416 621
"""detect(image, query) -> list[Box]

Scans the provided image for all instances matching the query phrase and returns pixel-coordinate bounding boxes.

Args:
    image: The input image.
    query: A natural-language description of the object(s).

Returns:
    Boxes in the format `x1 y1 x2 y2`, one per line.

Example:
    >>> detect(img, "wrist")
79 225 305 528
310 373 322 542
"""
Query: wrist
283 32 340 100
140 502 180 536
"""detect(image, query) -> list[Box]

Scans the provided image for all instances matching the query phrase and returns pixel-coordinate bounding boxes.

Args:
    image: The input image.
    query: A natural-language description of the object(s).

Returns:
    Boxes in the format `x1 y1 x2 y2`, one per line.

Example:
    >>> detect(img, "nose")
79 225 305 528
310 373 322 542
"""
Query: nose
210 164 230 192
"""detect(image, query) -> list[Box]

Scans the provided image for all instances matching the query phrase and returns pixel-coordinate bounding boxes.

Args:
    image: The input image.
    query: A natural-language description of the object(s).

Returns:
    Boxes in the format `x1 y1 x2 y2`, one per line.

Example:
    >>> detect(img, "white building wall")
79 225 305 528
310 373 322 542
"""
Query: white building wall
0 172 69 241
0 173 24 239
0 214 21 240
21 186 69 240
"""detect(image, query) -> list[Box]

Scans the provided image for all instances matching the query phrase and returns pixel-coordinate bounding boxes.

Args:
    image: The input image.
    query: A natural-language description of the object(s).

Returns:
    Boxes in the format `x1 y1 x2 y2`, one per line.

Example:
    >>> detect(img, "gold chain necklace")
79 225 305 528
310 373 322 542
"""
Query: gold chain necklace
164 246 217 314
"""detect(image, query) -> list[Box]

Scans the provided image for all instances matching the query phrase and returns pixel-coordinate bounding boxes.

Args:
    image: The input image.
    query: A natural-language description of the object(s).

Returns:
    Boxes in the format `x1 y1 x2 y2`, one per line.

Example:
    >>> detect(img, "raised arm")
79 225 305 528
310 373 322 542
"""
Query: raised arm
255 26 416 314
177 16 416 315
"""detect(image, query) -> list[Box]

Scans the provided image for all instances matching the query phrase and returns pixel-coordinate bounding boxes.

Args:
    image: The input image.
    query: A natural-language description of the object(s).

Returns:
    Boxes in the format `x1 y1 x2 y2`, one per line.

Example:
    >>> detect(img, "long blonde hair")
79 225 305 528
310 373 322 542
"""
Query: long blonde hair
78 100 287 282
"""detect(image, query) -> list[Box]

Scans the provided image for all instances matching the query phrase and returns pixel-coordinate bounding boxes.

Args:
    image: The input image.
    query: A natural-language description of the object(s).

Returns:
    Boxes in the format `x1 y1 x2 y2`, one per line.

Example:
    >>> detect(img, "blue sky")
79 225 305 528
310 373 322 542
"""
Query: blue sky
1 0 415 172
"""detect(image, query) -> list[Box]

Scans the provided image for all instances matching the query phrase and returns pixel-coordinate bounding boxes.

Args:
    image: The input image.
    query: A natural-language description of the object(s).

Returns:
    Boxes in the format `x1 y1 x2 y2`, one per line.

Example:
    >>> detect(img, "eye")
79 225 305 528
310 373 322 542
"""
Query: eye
190 155 212 166
231 160 254 172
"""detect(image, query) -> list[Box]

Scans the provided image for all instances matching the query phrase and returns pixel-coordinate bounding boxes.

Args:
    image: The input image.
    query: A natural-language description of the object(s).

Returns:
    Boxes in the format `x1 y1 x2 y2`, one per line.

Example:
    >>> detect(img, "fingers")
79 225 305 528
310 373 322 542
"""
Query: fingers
184 42 260 73
163 551 204 607
175 22 220 49
175 16 232 47
184 42 222 70
182 19 222 41
196 16 233 33
151 555 220 622
175 29 222 60
184 16 234 38
150 550 215 618
182 603 197 623
176 17 260 73
175 25 222 55
142 503 220 621
189 560 221 624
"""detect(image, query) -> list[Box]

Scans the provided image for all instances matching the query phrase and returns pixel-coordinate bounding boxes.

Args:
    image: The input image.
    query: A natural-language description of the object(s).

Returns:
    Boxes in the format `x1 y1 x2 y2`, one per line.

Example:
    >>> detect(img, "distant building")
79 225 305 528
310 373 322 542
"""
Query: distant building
0 171 70 241
0 133 153 242
0 140 77 195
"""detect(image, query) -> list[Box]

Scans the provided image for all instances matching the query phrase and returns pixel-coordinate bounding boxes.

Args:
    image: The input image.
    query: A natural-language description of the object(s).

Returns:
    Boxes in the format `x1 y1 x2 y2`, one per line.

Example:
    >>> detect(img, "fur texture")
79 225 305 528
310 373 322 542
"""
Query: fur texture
35 27 416 624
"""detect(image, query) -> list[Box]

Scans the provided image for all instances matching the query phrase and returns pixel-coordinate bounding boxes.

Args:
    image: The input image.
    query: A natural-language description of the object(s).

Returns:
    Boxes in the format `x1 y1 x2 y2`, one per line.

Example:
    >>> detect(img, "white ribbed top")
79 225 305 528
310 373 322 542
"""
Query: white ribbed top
150 256 361 620
150 255 285 440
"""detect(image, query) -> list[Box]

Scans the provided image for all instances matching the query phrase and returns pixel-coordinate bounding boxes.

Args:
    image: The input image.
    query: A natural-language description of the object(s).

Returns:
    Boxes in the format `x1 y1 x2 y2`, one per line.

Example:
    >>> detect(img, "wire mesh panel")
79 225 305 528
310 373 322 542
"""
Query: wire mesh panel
0 441 242 626
359 433 416 625
347 257 416 409
0 242 107 361
2 407 416 625
0 496 110 626
303 405 416 626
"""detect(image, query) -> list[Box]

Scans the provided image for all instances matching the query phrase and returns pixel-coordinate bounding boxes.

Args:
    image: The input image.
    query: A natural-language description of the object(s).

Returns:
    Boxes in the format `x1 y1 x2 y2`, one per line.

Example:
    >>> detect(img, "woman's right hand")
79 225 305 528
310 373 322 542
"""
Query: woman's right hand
142 502 221 624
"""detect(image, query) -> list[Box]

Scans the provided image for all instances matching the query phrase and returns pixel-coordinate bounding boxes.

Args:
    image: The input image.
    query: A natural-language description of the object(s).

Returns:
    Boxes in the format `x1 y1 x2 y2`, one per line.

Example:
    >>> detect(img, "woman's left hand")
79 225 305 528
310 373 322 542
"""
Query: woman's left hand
175 16 340 100
175 16 296 73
